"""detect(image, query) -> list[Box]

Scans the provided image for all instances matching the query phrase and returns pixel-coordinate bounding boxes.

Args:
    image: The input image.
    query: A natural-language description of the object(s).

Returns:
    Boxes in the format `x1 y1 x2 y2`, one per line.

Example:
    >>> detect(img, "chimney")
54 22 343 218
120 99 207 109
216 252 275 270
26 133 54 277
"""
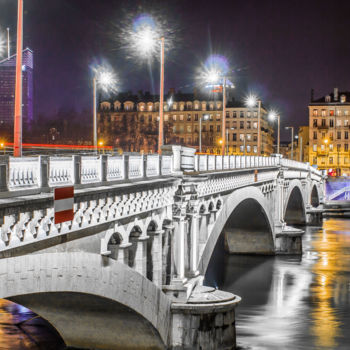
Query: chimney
311 88 314 102
334 87 338 101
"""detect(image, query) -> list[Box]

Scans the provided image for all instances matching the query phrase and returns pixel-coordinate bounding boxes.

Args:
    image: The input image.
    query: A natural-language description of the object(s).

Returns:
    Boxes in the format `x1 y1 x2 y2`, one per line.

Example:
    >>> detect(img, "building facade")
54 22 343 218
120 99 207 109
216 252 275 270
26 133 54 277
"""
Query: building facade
0 48 34 135
98 92 275 155
309 88 350 176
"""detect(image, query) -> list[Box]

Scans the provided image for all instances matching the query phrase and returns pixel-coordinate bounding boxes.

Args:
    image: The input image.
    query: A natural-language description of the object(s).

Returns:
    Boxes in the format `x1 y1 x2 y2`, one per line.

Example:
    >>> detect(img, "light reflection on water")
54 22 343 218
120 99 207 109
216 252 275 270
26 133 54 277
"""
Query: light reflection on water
206 218 350 350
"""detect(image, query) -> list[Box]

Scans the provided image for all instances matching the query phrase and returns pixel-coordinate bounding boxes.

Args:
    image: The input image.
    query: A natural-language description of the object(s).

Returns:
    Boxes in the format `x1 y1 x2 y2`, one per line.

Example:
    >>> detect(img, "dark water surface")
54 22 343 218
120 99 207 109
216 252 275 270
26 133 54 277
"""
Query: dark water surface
0 218 349 349
206 218 350 350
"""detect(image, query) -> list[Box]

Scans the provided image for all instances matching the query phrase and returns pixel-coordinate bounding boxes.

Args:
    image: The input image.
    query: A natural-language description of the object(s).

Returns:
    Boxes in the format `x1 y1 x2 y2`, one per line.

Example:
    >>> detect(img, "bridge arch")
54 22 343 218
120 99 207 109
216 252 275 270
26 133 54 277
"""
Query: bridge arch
284 180 306 225
0 252 170 349
198 186 275 275
310 183 320 207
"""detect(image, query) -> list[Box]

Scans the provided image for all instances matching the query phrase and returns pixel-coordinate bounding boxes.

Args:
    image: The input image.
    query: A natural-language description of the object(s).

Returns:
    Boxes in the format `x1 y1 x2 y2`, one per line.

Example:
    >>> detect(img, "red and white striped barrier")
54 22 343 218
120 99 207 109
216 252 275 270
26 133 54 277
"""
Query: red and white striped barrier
54 186 74 224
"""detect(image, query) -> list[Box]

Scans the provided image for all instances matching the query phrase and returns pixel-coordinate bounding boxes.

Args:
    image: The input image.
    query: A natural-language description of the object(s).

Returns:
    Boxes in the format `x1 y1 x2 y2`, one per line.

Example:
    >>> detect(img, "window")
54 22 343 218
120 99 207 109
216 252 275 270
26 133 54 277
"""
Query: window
337 119 342 127
330 110 334 116
247 121 251 129
253 134 257 141
345 144 348 151
233 133 237 141
149 115 153 122
232 121 237 128
321 109 326 117
313 145 317 152
254 111 258 117
322 132 325 139
217 125 220 132
345 131 349 139
341 95 347 103
216 114 221 121
313 119 318 127
240 134 244 141
329 157 333 164
194 125 198 132
227 134 230 141
321 119 326 126
247 111 251 118
330 132 334 141
321 144 325 151
173 126 176 133
202 126 206 132
233 111 237 118
180 115 184 121
187 126 191 132
329 144 333 151
173 115 177 121
194 114 198 121
210 125 213 132
240 111 244 118
337 131 341 139
330 119 334 127
247 145 251 152
313 109 318 116
253 122 258 129
336 109 341 116
246 134 251 140
345 157 349 164
313 157 317 164
148 105 153 111
337 144 341 151
313 131 317 139
226 112 230 118
253 146 257 153
240 145 244 152
164 115 169 121
345 120 349 126
240 121 244 129
187 115 191 121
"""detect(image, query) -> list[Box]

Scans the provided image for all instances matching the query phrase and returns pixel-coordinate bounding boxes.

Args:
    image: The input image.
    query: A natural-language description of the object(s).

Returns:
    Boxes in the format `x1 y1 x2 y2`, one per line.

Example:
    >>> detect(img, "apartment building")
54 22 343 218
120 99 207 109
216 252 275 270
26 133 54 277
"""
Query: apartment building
309 88 350 176
98 91 275 155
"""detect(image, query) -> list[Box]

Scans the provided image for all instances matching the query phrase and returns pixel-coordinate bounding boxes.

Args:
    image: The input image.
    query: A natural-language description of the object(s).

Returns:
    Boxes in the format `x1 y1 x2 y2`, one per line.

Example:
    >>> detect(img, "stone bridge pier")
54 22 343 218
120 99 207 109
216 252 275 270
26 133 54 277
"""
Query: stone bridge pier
0 146 324 349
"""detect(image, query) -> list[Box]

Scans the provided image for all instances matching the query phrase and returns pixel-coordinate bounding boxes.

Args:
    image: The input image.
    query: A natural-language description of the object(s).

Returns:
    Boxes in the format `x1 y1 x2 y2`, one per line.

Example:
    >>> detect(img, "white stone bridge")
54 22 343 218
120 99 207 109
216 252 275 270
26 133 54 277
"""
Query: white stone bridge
0 146 324 349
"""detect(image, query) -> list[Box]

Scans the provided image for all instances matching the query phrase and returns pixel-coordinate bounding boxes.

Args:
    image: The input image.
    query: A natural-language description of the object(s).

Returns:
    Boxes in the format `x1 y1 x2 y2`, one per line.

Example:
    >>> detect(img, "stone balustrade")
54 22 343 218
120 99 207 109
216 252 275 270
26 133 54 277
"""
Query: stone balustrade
0 147 322 198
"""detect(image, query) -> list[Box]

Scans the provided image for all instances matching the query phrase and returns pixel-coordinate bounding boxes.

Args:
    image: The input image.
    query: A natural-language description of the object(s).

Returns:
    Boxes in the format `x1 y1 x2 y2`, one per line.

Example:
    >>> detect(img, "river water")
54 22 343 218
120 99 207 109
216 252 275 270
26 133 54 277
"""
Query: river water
0 218 349 349
206 218 350 350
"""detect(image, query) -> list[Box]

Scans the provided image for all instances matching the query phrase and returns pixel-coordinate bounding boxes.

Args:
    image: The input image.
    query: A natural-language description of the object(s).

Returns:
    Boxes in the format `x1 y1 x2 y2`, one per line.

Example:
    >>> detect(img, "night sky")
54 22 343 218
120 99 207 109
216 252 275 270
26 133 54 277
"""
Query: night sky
1 0 350 139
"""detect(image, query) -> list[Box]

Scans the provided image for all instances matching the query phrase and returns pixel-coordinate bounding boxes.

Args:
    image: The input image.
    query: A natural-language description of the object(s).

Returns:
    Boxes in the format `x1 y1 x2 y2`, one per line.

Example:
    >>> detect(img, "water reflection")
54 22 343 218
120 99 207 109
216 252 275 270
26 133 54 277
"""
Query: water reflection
0 299 64 350
205 218 350 350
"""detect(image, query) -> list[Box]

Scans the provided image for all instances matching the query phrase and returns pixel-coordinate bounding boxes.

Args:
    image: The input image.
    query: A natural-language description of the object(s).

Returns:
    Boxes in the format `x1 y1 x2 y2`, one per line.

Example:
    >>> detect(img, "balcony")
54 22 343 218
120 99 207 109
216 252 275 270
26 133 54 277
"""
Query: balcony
317 125 329 130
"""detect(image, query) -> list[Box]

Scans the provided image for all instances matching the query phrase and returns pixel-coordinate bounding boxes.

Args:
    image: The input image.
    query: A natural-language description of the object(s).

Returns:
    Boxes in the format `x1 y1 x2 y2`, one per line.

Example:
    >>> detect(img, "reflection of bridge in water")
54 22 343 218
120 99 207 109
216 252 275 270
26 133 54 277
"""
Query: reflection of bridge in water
0 146 324 349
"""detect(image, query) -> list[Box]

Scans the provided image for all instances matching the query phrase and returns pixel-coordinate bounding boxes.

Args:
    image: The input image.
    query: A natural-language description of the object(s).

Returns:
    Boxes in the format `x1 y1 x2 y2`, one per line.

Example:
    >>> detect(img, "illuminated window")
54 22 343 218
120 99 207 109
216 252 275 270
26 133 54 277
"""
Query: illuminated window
345 120 349 126
187 126 191 132
180 115 184 121
313 145 317 152
313 109 318 116
321 144 325 151
337 119 342 127
246 134 251 140
341 95 346 103
253 122 258 129
173 115 177 121
336 109 341 116
253 146 257 153
164 115 168 121
321 110 326 116
329 144 333 151
330 110 334 116
247 145 251 152
240 134 244 141
240 145 244 152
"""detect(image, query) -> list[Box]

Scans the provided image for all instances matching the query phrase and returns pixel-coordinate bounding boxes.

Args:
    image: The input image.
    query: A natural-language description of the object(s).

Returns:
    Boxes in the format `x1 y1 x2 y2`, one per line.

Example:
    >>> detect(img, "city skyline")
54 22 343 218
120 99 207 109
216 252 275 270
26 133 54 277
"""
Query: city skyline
1 0 350 141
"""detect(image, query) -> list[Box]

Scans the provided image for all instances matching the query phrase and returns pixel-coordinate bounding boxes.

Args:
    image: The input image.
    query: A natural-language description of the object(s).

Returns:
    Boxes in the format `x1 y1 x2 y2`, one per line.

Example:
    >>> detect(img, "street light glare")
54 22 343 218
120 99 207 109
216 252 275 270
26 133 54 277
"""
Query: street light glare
94 66 117 93
245 94 257 108
268 110 278 121
0 33 5 57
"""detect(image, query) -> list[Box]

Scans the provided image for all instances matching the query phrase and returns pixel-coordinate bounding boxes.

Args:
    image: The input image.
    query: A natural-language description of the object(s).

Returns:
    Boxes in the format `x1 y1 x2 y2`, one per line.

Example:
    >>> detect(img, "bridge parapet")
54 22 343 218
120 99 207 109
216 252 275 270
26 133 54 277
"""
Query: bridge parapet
0 153 174 198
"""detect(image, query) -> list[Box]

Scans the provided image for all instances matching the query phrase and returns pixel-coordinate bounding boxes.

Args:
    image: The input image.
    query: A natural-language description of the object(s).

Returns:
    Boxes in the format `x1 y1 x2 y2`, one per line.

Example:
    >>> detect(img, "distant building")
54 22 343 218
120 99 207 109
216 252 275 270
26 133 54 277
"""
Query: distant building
98 91 275 155
0 48 34 134
309 88 350 176
285 126 309 162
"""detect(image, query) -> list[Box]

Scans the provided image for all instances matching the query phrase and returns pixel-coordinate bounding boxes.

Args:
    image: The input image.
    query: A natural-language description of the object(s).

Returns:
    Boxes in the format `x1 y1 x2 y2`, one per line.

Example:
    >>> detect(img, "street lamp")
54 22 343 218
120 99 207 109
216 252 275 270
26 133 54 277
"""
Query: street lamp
199 55 233 155
269 111 280 155
199 114 209 153
245 94 262 155
285 126 294 160
130 14 165 154
92 66 116 151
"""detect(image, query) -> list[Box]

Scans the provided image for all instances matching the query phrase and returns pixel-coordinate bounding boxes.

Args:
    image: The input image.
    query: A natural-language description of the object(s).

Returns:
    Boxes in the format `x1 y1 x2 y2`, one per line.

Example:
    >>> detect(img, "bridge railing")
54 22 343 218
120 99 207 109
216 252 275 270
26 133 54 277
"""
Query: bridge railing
194 154 279 172
0 153 174 195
